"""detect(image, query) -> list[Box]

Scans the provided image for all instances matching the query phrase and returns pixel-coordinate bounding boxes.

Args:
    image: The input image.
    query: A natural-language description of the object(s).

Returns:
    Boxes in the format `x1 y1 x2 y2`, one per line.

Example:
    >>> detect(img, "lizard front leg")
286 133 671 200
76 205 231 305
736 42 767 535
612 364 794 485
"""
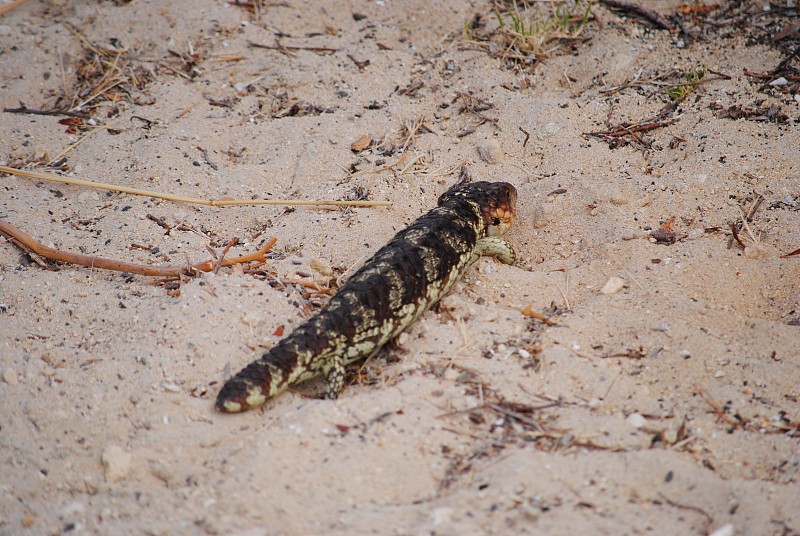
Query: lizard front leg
473 236 521 266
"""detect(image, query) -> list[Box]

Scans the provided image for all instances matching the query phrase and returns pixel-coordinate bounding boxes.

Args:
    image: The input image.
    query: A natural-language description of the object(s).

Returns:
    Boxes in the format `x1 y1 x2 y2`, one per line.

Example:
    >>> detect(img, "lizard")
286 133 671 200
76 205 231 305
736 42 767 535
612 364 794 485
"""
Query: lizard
216 169 520 412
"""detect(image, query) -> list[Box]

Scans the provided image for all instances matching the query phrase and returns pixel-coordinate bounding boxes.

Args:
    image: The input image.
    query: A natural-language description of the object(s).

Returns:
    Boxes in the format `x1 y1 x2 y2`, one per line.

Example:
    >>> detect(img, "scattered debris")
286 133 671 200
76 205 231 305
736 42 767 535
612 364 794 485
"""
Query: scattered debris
649 216 678 244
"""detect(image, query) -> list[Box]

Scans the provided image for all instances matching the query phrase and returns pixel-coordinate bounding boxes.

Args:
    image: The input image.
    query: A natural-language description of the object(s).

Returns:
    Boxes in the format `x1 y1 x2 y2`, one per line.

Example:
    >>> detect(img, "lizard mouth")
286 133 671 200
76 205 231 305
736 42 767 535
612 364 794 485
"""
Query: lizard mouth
486 206 515 236
482 185 517 236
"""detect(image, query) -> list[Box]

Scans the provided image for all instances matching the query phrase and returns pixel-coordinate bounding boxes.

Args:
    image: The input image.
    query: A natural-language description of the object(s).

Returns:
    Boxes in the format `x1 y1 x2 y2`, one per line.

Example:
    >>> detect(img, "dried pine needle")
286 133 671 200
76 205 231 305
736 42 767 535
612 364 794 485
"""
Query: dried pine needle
0 165 392 207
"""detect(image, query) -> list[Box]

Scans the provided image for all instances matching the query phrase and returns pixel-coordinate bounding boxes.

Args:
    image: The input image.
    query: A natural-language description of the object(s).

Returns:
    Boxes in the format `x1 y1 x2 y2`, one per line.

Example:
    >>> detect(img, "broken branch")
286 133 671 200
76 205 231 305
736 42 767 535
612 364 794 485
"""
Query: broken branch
0 219 276 277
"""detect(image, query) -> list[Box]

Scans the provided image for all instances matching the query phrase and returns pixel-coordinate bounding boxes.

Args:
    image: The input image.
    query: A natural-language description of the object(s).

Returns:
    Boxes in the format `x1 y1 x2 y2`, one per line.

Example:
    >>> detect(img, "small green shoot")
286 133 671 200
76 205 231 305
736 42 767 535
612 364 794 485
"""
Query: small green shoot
493 0 591 62
665 67 707 100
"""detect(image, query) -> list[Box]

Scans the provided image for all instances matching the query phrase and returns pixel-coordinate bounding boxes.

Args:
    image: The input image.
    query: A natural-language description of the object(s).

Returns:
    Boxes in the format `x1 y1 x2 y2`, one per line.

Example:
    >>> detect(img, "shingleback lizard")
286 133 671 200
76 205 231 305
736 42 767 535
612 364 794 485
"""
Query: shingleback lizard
216 172 520 412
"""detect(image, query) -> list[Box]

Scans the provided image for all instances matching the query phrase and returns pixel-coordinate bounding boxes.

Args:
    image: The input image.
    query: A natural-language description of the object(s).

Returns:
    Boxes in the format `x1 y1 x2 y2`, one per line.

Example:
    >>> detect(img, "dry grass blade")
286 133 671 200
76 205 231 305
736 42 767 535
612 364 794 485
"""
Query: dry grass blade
0 166 392 207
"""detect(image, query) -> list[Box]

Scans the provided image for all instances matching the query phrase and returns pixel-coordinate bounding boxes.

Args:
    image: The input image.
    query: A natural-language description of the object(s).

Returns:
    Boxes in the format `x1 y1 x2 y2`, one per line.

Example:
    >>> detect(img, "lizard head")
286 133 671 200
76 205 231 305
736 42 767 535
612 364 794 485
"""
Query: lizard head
439 180 517 237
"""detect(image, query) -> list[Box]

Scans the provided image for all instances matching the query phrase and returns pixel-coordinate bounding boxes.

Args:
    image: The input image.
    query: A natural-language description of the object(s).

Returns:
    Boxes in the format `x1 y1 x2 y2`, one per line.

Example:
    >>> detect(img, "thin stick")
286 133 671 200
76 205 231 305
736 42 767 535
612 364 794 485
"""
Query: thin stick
698 389 736 426
3 106 90 119
585 120 676 139
738 207 758 243
730 222 746 249
0 166 392 207
248 40 338 54
0 219 277 277
521 304 556 326
780 247 800 259
0 0 30 17
599 0 673 31
555 281 571 310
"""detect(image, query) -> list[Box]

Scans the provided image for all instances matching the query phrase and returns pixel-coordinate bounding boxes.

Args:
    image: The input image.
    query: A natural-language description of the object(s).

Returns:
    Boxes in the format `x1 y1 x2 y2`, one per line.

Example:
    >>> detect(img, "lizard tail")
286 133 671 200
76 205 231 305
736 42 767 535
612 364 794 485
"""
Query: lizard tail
215 343 300 413
216 316 336 412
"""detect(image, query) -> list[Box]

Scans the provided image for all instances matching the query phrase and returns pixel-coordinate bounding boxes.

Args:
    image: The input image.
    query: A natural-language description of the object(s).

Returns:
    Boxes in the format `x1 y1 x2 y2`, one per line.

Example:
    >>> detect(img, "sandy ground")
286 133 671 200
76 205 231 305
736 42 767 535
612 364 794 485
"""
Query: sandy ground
1 0 799 534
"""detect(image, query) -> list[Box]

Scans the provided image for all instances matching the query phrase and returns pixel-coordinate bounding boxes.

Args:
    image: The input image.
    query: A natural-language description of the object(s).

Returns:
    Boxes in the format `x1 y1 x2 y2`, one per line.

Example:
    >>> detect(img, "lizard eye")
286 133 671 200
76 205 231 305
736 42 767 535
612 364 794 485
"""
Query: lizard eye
492 217 501 226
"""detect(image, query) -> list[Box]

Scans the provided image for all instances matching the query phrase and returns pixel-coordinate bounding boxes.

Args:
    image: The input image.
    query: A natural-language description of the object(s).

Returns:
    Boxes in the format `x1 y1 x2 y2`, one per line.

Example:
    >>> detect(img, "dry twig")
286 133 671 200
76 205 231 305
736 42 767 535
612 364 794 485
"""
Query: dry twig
599 0 673 31
0 219 276 278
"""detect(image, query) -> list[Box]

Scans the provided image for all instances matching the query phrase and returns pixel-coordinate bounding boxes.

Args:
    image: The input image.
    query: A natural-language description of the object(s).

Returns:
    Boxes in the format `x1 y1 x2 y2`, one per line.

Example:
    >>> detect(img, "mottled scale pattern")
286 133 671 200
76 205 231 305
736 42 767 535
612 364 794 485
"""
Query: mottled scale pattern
216 179 519 412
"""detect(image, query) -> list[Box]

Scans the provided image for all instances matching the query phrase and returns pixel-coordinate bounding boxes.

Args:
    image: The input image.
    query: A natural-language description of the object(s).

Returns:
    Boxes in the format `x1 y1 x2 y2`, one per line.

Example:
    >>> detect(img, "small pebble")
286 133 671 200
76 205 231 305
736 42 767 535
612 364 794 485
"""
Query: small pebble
2 368 18 385
714 370 725 378
162 382 181 393
22 512 35 528
687 228 703 240
443 368 460 382
101 445 132 483
476 139 503 164
537 121 561 139
310 258 333 276
626 413 647 429
531 205 550 229
744 243 768 259
600 277 625 295
709 524 735 536
769 76 788 86
397 332 410 347
149 460 175 486
430 507 454 525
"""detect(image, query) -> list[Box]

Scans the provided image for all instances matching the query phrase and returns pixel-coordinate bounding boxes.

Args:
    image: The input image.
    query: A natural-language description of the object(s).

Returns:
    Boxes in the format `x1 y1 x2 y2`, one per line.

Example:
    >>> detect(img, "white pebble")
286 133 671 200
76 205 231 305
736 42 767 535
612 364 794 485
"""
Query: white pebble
2 368 18 385
769 77 788 86
476 139 503 164
709 524 735 536
149 460 175 485
600 276 625 295
430 507 454 525
714 370 725 378
537 121 561 139
101 445 132 483
687 228 704 240
443 368 460 382
626 413 647 428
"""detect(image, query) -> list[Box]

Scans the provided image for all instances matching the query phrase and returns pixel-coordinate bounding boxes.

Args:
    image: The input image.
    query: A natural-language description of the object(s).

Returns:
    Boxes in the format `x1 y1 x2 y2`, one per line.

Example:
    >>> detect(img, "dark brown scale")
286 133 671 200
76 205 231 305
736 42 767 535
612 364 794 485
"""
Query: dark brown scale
216 180 517 412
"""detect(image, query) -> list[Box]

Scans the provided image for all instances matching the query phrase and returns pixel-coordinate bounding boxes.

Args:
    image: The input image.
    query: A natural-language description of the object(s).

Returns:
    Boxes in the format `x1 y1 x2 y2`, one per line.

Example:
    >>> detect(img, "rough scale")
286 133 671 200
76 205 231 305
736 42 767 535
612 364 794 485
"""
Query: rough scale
216 173 520 412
